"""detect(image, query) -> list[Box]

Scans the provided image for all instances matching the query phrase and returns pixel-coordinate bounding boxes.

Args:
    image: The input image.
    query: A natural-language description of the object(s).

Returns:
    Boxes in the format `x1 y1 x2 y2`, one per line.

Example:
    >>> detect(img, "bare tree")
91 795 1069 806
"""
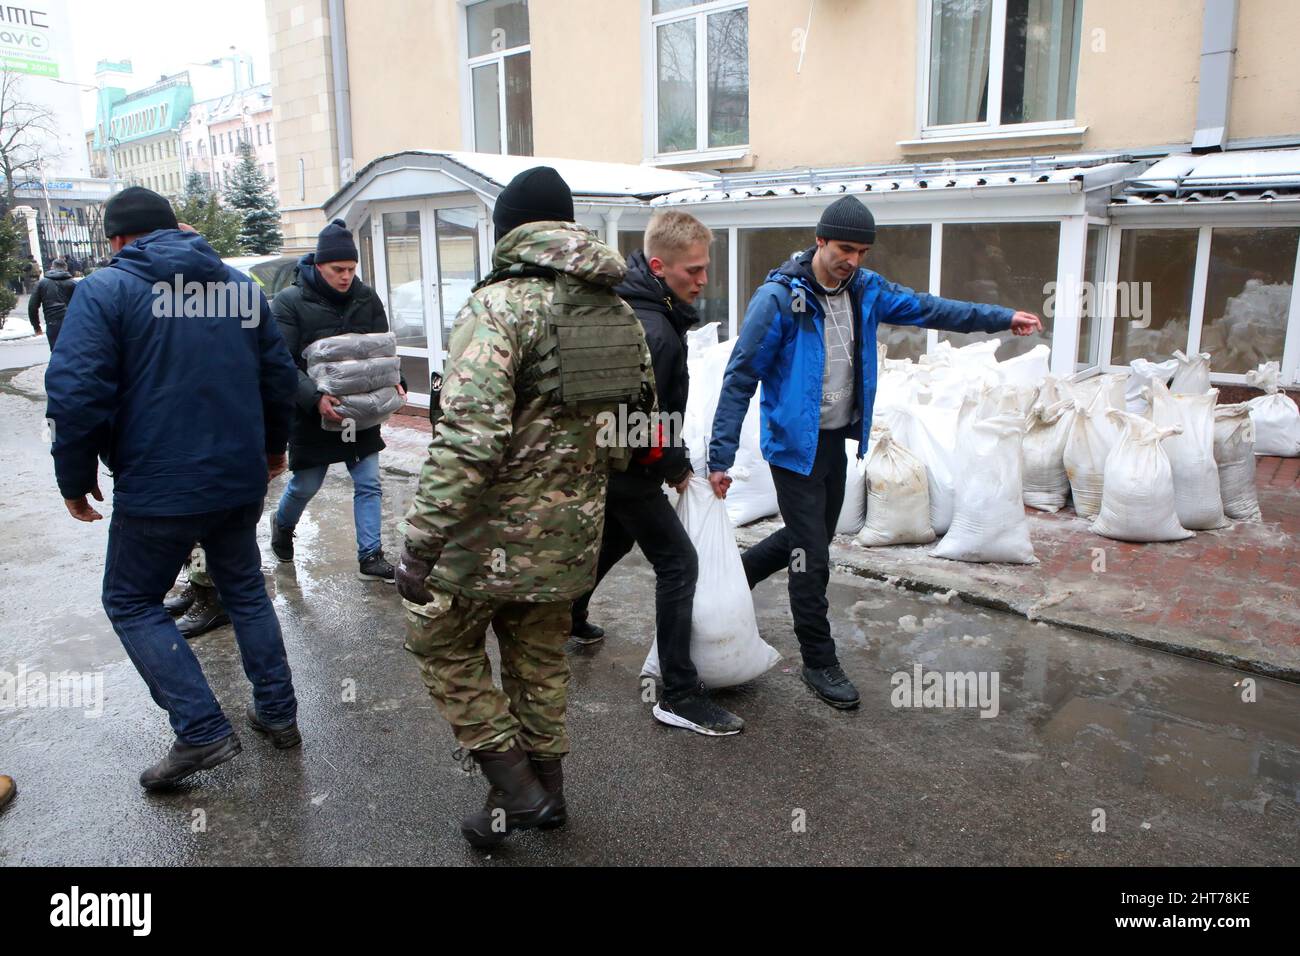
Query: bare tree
0 67 60 211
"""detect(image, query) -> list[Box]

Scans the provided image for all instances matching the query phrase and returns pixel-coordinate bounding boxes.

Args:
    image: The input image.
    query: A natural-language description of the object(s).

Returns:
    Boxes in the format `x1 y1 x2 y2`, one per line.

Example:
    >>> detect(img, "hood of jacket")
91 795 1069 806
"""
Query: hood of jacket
769 247 855 299
615 249 698 336
44 269 73 281
491 221 626 289
109 229 229 286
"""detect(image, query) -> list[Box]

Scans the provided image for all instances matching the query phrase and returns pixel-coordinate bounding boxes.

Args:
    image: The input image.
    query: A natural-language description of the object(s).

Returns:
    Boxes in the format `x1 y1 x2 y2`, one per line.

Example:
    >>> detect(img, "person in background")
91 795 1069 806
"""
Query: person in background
28 257 78 349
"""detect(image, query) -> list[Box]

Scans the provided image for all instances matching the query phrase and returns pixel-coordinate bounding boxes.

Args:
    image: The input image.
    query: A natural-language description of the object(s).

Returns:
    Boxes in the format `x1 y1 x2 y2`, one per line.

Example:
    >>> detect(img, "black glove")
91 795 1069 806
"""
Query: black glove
395 544 435 605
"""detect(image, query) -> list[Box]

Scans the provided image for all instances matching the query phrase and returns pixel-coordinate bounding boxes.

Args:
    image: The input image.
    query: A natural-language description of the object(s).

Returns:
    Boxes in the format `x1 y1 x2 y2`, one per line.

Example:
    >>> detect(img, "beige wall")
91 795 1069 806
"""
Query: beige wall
1231 0 1300 141
530 0 642 161
344 0 463 165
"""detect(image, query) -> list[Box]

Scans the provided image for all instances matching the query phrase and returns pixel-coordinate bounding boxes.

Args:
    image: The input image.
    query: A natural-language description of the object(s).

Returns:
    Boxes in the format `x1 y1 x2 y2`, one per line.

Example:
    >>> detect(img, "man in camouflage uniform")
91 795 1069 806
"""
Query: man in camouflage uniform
396 167 654 849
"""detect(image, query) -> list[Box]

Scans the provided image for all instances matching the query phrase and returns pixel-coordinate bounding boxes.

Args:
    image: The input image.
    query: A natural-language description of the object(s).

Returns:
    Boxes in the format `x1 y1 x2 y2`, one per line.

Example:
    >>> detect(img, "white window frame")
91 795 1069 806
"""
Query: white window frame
458 0 532 155
643 0 750 165
913 0 1085 143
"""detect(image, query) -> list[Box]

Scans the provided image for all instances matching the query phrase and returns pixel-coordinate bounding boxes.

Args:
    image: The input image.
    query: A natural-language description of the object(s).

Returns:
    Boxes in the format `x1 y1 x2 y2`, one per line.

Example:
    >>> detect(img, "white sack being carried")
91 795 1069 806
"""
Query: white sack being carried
1213 403 1262 521
725 389 779 526
322 386 404 432
301 331 398 364
890 402 959 534
835 439 868 535
1245 362 1300 457
933 406 1035 564
1022 397 1076 512
309 355 402 395
682 323 725 476
1125 358 1179 415
1063 384 1122 519
642 477 780 688
1149 379 1228 530
856 426 934 547
1170 349 1212 395
1091 411 1193 542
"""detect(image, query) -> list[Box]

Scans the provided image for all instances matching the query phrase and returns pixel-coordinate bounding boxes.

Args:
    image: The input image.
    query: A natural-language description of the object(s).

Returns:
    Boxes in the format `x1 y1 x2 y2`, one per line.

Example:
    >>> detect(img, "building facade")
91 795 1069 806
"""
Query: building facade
180 83 278 194
267 0 1300 405
90 71 194 198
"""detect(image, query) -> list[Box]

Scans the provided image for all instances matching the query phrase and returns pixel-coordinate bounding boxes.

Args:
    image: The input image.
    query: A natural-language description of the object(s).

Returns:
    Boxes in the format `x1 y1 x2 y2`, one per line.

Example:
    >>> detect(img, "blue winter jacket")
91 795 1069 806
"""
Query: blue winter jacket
45 229 299 516
708 249 1015 476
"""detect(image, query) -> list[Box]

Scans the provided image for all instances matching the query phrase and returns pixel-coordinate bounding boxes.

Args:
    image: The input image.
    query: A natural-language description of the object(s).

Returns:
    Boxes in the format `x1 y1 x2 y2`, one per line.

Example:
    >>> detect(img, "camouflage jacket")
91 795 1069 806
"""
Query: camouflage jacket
400 221 655 602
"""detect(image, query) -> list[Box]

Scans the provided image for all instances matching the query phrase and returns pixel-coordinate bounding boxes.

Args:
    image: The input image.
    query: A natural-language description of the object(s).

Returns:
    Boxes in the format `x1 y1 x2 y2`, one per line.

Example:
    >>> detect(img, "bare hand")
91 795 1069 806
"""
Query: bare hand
1010 311 1043 336
65 483 104 522
318 394 344 423
267 453 287 481
672 475 691 495
396 383 407 400
708 471 732 499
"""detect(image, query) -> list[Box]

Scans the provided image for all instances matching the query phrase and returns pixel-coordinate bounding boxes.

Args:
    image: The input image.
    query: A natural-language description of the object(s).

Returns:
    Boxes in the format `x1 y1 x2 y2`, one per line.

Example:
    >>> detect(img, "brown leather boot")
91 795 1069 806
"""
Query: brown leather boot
459 744 561 849
530 755 566 829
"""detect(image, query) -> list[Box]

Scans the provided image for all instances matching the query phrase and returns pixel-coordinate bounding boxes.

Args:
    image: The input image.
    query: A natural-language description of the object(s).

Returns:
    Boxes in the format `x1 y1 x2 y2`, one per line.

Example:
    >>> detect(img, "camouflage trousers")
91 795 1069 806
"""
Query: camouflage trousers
187 544 212 589
403 587 572 757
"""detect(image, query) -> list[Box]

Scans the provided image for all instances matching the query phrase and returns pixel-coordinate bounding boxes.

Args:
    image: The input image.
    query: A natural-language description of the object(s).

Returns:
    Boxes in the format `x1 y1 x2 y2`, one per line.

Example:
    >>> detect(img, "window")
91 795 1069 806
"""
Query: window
618 227 730 336
466 0 532 155
871 224 932 362
652 0 748 155
940 221 1058 358
1110 229 1198 366
738 227 811 337
266 123 272 144
434 208 483 339
1199 228 1298 374
256 125 262 145
925 0 1081 132
384 211 426 350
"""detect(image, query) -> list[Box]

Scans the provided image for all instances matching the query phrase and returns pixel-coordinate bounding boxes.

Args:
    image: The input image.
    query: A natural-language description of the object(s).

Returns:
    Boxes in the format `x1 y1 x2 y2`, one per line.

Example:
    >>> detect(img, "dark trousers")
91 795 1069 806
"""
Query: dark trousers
741 428 848 669
101 499 297 745
572 482 701 701
45 319 62 351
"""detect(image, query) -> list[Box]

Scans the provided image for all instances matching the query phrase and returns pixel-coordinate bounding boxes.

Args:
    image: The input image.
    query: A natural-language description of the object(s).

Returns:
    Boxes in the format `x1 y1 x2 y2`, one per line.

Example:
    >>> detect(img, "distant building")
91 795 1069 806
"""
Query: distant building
179 83 277 194
90 69 194 198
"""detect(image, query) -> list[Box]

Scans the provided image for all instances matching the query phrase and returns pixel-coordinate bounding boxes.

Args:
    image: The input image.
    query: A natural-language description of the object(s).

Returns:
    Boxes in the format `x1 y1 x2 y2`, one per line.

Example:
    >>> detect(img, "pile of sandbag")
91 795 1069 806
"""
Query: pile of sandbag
856 425 934 547
1092 411 1193 543
304 331 404 431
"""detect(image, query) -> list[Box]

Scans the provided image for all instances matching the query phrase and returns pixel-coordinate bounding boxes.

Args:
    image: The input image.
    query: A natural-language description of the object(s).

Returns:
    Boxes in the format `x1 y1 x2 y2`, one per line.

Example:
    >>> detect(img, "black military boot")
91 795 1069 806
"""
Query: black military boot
459 745 562 848
164 582 196 617
570 620 605 644
271 520 295 563
530 755 566 829
245 703 302 750
176 585 230 640
139 734 241 790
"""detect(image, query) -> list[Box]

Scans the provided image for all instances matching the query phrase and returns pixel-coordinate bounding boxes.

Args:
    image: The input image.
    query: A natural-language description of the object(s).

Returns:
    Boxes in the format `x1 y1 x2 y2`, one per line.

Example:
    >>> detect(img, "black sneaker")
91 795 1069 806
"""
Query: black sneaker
358 552 395 582
245 704 302 750
653 690 744 736
271 520 295 563
139 734 242 790
571 620 605 644
801 664 861 710
176 585 230 639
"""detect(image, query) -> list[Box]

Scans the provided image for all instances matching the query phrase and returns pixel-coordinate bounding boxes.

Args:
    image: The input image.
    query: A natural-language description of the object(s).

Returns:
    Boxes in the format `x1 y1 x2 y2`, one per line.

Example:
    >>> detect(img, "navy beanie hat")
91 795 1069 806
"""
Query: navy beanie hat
816 196 876 245
103 186 179 239
316 219 359 263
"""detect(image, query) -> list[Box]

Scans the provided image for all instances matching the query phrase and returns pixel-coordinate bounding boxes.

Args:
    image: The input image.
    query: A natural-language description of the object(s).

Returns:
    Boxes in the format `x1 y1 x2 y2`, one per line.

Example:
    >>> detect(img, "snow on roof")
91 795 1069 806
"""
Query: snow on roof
1115 148 1300 205
433 151 709 198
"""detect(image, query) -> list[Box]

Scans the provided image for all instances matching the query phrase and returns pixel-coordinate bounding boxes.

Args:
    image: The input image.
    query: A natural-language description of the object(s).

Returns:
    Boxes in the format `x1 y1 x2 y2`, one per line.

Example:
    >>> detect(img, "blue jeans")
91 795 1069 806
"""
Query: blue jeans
102 499 297 745
275 453 382 562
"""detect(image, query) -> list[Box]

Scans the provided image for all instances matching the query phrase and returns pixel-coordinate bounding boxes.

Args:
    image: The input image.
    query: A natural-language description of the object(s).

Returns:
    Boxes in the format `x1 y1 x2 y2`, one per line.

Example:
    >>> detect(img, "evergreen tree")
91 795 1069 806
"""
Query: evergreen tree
175 173 241 257
223 140 282 255
0 204 23 323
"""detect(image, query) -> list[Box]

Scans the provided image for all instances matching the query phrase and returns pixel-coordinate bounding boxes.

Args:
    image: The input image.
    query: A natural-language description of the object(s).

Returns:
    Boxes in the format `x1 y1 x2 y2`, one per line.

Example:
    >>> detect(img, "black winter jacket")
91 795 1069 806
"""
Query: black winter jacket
272 255 398 471
29 270 78 328
611 250 697 494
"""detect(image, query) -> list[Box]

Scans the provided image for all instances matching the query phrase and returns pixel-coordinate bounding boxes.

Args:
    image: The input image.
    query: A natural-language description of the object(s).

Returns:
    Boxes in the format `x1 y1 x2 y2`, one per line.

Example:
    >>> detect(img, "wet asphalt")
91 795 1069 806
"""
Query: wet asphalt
0 365 1297 866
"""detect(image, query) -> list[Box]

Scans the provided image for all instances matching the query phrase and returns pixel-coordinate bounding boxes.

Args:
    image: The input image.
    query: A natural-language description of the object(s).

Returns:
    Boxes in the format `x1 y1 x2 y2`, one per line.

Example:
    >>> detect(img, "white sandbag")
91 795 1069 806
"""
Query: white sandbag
1213 403 1262 521
321 386 404 432
302 331 397 364
1063 385 1122 519
309 355 402 395
1149 380 1228 529
1091 411 1193 542
856 427 934 547
725 389 779 527
1125 358 1178 415
835 440 867 535
889 402 959 534
1022 397 1076 513
682 324 725 476
933 408 1035 564
997 343 1051 389
1068 371 1126 411
1245 362 1300 457
1170 349 1212 395
642 478 780 689
1031 375 1073 414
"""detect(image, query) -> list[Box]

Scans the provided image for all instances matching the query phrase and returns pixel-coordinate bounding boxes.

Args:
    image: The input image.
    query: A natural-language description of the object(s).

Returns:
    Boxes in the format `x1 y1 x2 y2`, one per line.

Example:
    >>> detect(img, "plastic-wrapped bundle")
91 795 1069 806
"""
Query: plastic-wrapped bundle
856 427 934 547
1091 411 1192 543
1170 349 1212 395
309 355 402 396
1023 397 1075 513
1213 403 1261 521
302 331 397 364
321 386 404 432
1149 379 1228 530
1245 362 1300 457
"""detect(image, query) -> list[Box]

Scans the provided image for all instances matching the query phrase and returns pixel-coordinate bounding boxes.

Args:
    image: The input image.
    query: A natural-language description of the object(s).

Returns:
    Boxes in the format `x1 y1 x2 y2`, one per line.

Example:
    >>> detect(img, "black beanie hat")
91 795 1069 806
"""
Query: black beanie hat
316 219 359 264
492 166 575 242
816 196 876 245
103 186 179 238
